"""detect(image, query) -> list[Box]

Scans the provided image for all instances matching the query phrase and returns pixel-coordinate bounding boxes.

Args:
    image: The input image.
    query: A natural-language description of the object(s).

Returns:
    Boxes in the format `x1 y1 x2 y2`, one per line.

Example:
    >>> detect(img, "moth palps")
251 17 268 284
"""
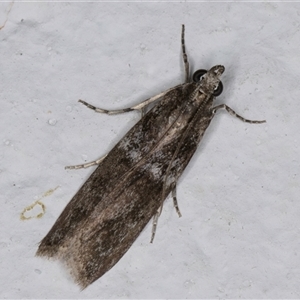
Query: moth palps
36 25 265 289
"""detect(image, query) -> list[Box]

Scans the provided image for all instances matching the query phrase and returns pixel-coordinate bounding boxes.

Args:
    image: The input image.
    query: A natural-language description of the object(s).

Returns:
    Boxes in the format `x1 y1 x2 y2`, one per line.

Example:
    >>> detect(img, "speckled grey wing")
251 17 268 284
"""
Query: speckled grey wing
56 91 215 289
36 82 215 288
36 83 195 257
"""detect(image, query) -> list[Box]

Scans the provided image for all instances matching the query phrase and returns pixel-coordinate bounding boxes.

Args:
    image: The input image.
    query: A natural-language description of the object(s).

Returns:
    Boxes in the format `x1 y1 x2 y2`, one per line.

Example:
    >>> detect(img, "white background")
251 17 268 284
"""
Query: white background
1 2 300 298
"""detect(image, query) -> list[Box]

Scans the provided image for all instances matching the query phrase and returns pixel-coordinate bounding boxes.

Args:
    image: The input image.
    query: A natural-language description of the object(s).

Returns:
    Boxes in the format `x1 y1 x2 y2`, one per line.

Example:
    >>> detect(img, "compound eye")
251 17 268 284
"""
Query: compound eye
213 81 223 97
192 69 223 97
192 69 207 82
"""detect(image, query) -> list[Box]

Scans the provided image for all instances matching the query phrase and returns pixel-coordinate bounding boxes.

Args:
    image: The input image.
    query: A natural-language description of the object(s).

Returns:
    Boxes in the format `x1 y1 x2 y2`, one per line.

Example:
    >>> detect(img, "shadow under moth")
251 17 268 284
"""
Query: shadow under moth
36 25 265 289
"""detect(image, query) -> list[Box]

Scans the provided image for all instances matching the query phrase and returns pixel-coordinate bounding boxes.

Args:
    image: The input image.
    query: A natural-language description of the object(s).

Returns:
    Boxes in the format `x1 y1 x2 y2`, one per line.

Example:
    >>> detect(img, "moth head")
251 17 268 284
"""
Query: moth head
193 65 225 96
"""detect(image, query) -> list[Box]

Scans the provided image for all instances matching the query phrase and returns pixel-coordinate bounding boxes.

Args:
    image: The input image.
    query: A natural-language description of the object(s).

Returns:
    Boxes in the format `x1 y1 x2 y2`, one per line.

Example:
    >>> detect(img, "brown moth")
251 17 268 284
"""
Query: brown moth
36 25 265 289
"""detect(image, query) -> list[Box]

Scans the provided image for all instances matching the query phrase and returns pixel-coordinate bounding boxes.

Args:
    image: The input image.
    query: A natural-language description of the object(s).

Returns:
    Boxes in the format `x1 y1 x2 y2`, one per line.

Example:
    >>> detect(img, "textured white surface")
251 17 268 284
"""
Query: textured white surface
1 2 300 298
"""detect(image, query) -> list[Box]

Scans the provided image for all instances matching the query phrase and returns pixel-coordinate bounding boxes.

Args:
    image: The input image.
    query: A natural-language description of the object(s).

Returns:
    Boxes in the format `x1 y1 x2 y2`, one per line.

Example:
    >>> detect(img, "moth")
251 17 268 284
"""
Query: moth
36 25 265 289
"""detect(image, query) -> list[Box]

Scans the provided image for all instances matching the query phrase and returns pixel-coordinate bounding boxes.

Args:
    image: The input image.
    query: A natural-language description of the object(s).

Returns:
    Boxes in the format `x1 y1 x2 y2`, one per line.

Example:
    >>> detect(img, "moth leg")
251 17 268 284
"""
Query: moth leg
150 185 181 243
181 24 190 83
172 185 182 218
212 104 266 124
78 85 180 116
65 154 107 170
150 205 163 243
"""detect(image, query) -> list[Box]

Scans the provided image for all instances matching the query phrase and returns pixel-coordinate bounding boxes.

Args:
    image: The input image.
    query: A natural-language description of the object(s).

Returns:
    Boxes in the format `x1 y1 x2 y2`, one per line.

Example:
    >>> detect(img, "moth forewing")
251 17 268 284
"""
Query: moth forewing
36 25 265 289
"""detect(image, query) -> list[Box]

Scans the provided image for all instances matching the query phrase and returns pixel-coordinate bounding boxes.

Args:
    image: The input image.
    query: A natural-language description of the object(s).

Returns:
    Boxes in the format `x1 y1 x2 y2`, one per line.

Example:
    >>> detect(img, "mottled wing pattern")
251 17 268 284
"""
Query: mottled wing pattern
36 85 188 257
37 82 216 288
